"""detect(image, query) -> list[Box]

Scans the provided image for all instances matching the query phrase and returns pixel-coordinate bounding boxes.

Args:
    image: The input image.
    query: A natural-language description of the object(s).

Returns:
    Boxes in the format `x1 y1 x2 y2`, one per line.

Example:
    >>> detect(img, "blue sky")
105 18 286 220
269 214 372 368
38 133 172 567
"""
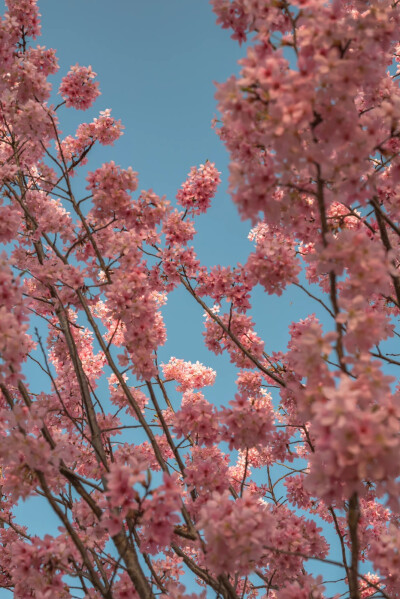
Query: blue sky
3 0 346 595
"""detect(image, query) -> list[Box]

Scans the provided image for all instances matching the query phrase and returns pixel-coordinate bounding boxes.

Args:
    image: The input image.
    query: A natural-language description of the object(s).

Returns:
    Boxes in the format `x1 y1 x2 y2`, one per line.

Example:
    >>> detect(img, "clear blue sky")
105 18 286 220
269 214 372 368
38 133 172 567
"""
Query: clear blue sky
5 1 341 595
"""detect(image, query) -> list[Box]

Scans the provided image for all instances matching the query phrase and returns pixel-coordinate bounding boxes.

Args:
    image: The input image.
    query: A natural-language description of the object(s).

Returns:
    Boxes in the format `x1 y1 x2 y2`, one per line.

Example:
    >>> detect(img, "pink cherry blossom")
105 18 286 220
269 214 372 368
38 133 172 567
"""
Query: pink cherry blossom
176 162 221 215
199 491 275 575
1 0 400 597
172 391 220 446
161 358 216 392
220 390 274 450
59 64 100 110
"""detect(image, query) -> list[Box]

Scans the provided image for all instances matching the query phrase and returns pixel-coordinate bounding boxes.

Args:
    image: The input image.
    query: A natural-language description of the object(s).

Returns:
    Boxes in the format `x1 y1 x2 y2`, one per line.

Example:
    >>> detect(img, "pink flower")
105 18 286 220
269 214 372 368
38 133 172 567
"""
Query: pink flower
199 491 275 575
172 391 220 446
141 472 181 554
220 391 274 450
161 358 216 392
176 162 221 215
59 64 100 110
277 574 326 599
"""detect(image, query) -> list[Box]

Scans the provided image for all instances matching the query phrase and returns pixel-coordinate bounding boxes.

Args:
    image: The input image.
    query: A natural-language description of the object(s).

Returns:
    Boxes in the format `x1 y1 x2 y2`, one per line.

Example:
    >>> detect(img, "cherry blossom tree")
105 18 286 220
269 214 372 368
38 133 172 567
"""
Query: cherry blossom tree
0 0 400 598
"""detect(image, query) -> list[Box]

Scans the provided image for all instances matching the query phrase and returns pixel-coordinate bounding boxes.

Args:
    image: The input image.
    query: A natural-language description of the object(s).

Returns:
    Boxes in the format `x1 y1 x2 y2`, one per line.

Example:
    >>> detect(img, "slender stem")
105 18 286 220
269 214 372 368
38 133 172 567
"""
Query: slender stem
347 493 360 599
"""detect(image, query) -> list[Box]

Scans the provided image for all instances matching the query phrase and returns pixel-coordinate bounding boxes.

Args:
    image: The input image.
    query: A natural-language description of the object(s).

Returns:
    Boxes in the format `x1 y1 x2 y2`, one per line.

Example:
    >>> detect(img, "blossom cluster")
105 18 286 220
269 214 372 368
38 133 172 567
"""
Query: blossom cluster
59 64 100 110
176 162 221 215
